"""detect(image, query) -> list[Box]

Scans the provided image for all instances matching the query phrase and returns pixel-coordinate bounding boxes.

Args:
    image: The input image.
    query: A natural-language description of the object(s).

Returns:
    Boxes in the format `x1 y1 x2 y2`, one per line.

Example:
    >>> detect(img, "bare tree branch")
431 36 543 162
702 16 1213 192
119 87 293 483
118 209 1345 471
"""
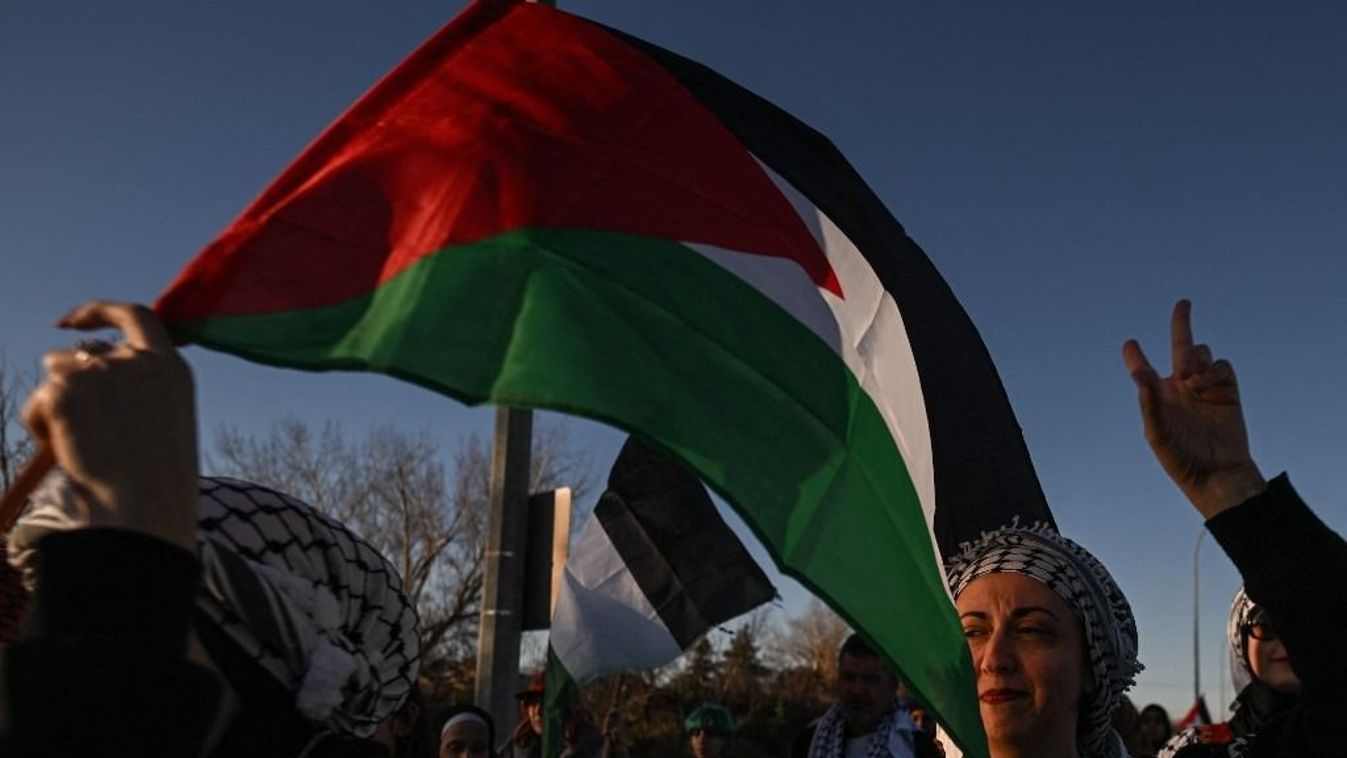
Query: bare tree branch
210 415 593 668
0 356 34 492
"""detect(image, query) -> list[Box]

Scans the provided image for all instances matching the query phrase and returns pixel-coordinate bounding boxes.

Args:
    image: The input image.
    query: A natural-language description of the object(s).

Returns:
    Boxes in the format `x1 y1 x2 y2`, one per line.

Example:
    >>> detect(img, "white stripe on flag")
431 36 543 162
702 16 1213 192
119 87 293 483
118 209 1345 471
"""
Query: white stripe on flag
549 513 683 683
687 159 937 555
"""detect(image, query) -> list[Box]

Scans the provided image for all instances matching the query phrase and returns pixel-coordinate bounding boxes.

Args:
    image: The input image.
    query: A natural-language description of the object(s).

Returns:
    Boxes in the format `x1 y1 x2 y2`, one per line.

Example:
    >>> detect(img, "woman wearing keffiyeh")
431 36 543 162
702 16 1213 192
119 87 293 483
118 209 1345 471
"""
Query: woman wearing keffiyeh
1157 589 1301 758
1124 300 1347 757
8 474 426 757
0 302 424 757
945 522 1142 758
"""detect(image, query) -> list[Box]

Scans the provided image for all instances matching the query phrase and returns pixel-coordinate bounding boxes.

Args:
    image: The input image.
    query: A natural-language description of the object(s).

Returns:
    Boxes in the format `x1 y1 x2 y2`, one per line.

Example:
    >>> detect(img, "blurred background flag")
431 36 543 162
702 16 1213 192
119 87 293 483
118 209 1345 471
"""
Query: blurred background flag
542 437 775 757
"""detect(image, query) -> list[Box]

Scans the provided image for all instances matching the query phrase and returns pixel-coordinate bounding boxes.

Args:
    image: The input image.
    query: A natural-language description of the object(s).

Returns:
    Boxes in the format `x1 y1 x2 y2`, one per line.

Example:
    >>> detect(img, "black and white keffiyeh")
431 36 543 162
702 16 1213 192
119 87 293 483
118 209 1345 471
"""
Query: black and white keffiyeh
807 699 917 758
11 473 421 738
1227 586 1258 692
1156 590 1269 758
945 521 1142 758
1157 728 1253 758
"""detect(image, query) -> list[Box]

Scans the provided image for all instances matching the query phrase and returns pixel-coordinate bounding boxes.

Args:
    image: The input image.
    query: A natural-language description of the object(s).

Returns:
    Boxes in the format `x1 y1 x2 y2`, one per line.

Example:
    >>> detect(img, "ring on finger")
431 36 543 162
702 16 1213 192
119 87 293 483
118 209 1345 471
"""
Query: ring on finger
73 338 115 363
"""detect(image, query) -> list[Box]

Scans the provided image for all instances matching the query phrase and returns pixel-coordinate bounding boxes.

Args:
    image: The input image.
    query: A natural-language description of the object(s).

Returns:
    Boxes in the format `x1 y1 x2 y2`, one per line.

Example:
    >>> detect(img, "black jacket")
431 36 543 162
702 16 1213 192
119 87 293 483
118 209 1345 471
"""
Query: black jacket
0 529 221 756
1171 475 1347 757
0 529 396 757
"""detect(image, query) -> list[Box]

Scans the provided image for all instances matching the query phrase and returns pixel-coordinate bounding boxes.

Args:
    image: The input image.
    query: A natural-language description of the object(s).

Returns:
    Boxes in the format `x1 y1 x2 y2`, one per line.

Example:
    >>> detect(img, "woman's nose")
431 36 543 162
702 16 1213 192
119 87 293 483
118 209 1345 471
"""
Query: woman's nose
979 627 1018 674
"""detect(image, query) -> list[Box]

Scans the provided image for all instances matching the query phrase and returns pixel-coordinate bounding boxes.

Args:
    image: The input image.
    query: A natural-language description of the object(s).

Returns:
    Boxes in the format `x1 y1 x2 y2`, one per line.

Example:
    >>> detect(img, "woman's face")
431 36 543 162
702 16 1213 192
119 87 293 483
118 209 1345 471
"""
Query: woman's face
957 572 1090 756
689 729 728 758
524 699 544 735
440 719 490 758
1248 633 1300 693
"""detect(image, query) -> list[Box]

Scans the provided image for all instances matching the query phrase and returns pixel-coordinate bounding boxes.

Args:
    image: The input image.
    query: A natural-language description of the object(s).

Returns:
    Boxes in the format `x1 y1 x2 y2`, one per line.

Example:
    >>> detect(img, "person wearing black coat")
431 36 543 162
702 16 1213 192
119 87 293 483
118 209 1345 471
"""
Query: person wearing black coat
0 302 426 758
1124 300 1347 758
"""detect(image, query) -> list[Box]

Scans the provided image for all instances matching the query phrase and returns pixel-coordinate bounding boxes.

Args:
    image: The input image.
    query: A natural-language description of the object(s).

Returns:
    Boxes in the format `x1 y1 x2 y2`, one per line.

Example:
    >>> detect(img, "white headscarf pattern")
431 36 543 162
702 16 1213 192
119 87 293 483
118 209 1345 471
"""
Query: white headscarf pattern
945 521 1142 758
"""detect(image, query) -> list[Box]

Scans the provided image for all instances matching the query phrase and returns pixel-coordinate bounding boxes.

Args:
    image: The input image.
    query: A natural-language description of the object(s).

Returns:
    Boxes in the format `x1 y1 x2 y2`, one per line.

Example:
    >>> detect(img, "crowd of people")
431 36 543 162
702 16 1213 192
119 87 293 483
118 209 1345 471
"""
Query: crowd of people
0 297 1341 758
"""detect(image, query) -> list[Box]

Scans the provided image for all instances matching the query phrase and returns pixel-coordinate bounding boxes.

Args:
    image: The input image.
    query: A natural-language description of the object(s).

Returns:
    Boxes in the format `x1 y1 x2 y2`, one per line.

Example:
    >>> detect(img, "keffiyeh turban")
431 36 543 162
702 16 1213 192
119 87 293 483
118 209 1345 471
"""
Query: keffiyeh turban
1227 586 1259 692
10 474 421 738
945 521 1143 758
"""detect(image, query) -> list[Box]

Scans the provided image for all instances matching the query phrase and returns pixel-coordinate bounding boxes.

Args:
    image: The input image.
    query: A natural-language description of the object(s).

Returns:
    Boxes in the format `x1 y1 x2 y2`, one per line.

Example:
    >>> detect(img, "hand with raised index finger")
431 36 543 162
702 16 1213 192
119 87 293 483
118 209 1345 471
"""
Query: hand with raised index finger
1122 300 1266 518
20 301 198 550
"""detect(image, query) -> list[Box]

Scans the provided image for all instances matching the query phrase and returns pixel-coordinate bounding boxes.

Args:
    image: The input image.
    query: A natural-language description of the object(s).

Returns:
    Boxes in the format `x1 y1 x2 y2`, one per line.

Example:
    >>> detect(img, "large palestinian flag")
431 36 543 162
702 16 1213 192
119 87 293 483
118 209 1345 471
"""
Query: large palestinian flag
156 1 1052 753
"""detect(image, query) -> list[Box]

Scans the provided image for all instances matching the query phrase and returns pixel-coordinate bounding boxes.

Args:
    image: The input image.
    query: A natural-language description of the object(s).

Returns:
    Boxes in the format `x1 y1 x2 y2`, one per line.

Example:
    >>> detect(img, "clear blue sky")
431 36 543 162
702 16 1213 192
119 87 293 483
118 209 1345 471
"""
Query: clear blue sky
4 0 1345 719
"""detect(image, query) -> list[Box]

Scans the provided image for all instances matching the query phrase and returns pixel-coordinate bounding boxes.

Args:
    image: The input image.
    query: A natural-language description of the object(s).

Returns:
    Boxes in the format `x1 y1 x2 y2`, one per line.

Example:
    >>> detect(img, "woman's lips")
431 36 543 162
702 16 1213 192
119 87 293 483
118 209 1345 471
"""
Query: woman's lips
980 689 1027 704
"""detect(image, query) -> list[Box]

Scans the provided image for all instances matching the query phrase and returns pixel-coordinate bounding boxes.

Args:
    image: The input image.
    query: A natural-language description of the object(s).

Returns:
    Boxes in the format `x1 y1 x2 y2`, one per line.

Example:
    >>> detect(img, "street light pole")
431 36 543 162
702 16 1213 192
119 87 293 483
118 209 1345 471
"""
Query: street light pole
1193 527 1207 705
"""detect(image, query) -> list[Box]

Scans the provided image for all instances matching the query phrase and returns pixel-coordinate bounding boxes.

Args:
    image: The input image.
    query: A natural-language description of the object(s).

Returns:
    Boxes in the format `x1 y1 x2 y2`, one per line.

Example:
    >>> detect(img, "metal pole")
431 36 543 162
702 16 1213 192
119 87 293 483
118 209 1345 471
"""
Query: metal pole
475 407 534 740
1218 641 1227 720
477 0 550 740
1192 527 1207 704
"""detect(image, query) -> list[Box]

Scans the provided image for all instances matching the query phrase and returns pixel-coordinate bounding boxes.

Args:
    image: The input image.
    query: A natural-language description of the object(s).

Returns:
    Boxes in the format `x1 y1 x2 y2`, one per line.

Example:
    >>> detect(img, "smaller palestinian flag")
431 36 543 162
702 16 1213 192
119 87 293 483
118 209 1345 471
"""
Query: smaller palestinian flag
542 438 774 758
1176 695 1213 730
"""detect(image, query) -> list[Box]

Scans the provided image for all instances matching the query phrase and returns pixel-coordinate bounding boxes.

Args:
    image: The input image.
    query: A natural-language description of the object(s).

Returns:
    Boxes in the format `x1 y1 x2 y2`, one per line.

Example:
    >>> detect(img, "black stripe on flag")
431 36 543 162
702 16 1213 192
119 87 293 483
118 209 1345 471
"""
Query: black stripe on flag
606 27 1056 559
595 437 776 649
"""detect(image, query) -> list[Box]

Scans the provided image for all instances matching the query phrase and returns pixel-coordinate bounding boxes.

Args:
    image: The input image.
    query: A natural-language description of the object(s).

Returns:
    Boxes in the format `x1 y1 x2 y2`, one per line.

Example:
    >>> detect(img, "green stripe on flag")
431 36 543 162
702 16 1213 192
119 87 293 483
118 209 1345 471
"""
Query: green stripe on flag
171 228 982 753
543 647 576 758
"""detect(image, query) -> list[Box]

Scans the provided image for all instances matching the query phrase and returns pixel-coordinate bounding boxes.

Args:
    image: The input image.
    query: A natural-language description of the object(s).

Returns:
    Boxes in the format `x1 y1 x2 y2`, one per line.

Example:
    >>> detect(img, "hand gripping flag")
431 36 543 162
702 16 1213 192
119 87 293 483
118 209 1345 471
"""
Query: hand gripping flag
541 438 774 758
155 2 1054 753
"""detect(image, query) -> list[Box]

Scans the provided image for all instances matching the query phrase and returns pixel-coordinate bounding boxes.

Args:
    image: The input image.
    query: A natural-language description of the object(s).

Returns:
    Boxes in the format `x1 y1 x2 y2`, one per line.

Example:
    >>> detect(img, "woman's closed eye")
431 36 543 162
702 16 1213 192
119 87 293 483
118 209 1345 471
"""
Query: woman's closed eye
962 624 989 640
1015 623 1059 640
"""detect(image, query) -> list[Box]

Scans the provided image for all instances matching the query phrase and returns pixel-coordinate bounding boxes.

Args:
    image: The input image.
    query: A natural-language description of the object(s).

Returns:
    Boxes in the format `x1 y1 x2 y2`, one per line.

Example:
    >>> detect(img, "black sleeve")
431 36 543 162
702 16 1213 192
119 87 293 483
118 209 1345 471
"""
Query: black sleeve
790 724 815 758
0 528 222 757
1206 473 1347 757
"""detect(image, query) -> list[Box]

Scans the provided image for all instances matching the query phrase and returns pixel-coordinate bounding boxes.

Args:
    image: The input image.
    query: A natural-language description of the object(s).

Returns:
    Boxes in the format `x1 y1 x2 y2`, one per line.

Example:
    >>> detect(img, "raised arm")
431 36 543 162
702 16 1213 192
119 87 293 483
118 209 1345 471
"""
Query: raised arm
1121 299 1266 518
1126 300 1347 756
21 301 198 548
2 302 217 756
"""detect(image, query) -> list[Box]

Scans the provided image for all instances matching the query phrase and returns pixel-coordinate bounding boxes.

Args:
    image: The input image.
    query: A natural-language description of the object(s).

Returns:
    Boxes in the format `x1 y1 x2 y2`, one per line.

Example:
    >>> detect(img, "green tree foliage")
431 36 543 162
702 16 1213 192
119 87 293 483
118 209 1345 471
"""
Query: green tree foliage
670 637 717 704
566 603 853 757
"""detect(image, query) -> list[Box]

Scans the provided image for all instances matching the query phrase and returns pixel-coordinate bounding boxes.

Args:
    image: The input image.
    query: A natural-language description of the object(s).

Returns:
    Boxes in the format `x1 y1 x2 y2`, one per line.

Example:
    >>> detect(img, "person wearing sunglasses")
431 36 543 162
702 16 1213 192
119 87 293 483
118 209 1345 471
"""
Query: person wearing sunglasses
1159 589 1301 757
1126 301 1346 758
1232 593 1300 698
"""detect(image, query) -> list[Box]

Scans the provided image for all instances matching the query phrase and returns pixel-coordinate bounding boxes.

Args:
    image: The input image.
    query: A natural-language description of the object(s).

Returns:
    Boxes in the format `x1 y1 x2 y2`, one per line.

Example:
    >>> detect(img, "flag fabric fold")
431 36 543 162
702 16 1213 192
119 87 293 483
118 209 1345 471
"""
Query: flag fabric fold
542 437 774 757
155 2 1052 753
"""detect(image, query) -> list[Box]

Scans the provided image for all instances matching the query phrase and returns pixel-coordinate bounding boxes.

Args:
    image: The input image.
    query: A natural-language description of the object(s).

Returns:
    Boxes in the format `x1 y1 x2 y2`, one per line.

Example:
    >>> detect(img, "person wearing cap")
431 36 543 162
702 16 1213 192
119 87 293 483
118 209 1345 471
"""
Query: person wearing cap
501 672 617 758
684 704 734 758
504 672 548 757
